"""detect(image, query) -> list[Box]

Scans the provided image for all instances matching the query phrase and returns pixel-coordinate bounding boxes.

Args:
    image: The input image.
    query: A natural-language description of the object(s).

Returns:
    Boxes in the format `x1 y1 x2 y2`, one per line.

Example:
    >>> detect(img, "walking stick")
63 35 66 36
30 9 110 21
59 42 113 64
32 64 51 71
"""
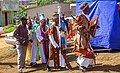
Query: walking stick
61 45 72 70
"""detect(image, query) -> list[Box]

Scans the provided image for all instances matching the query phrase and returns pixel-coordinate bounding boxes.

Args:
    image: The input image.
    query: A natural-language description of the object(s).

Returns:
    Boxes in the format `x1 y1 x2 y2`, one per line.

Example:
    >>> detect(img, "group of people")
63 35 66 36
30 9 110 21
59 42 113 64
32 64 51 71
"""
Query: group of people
13 2 97 73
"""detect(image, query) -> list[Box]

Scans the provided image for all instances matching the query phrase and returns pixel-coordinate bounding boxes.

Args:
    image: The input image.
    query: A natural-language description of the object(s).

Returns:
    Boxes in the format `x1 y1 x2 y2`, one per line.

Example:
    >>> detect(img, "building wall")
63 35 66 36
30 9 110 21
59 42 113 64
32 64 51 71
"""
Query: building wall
27 2 76 19
2 12 10 26
60 3 72 17
27 3 59 19
70 6 76 16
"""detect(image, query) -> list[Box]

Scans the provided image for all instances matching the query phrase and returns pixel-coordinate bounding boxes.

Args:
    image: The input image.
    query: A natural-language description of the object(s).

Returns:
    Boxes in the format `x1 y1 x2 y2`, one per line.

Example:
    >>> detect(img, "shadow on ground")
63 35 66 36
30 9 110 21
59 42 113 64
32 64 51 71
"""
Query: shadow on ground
0 62 17 68
89 64 120 72
24 64 47 73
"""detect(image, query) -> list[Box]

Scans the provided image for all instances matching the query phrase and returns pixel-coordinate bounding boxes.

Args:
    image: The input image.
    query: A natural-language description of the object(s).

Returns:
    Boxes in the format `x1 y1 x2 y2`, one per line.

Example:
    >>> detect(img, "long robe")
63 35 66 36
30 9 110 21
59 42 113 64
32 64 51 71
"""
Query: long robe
26 22 40 62
26 30 32 61
36 25 49 63
47 24 66 69
73 12 95 68
32 22 40 61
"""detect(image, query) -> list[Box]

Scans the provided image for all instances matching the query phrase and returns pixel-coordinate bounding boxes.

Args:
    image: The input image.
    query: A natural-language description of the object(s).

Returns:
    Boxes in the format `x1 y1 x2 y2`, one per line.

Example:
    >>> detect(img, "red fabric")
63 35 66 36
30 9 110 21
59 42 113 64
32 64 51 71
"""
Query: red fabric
118 6 120 11
40 25 47 61
68 22 72 31
73 45 95 59
67 22 74 38
40 25 45 38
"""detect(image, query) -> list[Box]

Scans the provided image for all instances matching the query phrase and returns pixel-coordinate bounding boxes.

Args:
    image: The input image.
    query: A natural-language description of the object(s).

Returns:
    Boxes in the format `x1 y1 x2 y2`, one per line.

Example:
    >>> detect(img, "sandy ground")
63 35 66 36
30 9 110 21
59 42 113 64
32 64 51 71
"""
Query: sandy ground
0 34 13 48
0 34 120 73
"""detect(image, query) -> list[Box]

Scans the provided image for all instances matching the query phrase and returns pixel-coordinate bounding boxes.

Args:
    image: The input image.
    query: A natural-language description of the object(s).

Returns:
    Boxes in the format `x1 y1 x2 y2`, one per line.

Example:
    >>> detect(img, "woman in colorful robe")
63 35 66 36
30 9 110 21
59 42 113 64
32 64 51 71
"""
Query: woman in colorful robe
26 16 39 66
26 16 32 62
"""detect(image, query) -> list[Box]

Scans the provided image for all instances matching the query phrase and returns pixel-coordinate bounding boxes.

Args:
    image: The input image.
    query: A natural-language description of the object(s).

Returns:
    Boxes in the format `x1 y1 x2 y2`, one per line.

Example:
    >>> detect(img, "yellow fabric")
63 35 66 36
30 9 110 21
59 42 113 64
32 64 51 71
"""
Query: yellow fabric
26 28 41 62
26 31 31 61
36 38 40 61
26 41 31 61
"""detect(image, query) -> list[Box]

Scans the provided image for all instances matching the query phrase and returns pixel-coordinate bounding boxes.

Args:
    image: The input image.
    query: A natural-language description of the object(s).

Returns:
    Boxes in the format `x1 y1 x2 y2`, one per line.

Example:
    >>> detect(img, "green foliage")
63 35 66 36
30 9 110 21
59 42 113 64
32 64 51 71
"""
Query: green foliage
17 6 27 17
26 4 36 9
30 0 76 7
3 24 16 33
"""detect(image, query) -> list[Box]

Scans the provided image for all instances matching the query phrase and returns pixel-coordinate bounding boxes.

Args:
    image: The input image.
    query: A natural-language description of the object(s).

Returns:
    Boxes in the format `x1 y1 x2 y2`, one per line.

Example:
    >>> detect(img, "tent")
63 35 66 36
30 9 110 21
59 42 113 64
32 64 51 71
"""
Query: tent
76 0 120 50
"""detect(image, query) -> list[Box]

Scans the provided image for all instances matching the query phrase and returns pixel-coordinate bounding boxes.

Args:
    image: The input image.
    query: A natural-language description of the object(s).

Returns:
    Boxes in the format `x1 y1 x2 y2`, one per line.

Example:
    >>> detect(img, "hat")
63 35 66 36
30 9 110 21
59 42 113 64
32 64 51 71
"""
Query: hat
79 2 89 11
39 14 45 20
20 17 28 21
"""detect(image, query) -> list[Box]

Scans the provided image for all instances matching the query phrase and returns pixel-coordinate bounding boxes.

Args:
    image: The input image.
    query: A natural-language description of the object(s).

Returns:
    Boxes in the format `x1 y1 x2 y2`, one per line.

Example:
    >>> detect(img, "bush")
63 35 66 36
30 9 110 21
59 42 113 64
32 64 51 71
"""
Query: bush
3 24 16 33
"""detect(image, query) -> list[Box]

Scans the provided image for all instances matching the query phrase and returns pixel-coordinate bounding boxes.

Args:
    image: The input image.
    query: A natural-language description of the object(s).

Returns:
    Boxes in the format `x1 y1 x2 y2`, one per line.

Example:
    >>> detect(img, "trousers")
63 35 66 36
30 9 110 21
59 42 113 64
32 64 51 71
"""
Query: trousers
16 45 27 71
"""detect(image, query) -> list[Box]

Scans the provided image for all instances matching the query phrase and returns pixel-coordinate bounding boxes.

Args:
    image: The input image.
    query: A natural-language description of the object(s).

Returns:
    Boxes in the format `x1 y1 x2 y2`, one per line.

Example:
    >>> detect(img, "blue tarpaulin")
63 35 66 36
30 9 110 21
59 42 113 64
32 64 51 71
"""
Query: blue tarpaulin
76 0 120 49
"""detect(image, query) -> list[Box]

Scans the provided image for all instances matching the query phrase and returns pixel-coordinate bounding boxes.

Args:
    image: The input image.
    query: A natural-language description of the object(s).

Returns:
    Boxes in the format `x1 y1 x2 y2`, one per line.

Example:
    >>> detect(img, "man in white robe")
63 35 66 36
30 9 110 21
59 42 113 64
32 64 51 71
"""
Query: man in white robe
36 18 49 64
47 14 67 71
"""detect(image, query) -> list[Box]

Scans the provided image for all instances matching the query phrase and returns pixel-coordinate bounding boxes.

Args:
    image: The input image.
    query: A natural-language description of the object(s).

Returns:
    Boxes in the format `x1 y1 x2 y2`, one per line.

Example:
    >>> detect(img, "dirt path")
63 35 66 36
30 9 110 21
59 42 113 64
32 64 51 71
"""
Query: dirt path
0 35 120 73
0 34 13 48
0 34 15 61
1 52 120 73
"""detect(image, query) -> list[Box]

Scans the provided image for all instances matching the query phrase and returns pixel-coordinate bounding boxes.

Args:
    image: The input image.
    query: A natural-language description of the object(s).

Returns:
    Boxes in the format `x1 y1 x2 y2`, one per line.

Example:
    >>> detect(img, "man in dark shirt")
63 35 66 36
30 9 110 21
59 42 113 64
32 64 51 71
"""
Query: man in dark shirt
13 17 28 73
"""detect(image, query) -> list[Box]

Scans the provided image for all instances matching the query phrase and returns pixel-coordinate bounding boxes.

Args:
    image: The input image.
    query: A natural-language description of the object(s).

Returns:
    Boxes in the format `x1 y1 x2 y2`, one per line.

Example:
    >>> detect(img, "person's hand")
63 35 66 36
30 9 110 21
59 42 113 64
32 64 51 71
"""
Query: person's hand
56 46 60 49
81 26 85 29
57 47 62 50
29 39 33 43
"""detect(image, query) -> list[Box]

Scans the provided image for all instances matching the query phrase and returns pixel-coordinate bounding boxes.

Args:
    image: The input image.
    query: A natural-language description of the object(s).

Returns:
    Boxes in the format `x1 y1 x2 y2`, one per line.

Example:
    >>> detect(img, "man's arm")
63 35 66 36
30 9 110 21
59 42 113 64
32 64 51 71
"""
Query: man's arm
13 25 20 40
48 26 59 48
49 34 59 48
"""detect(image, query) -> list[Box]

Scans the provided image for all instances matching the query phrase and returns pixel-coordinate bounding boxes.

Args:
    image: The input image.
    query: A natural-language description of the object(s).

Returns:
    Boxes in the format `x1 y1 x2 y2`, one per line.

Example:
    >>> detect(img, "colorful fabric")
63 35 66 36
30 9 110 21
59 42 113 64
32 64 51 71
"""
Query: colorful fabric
32 22 40 29
48 25 61 68
67 22 74 38
73 13 95 59
26 42 31 61
60 21 68 45
36 25 48 63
